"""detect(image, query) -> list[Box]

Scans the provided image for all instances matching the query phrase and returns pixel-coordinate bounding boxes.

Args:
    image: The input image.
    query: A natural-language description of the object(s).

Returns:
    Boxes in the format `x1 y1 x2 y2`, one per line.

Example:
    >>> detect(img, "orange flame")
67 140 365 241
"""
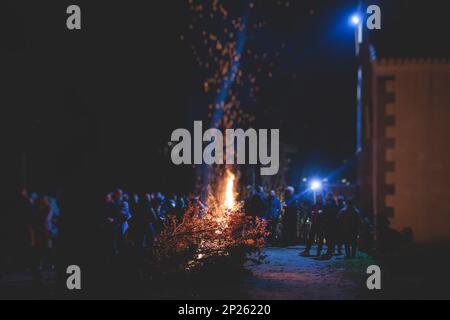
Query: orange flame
224 171 236 210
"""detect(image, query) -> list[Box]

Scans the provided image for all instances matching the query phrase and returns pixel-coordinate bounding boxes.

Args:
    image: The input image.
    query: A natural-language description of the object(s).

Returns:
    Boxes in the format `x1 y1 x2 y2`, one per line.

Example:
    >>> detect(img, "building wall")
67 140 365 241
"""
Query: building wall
356 45 375 223
371 59 450 243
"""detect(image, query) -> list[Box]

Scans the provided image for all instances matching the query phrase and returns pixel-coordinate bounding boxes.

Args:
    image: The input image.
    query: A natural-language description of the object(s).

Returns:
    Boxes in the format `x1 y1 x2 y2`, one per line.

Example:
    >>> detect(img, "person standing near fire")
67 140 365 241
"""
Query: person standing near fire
300 193 324 257
30 197 54 280
282 187 299 246
320 193 339 259
266 190 282 244
337 198 361 259
246 186 267 218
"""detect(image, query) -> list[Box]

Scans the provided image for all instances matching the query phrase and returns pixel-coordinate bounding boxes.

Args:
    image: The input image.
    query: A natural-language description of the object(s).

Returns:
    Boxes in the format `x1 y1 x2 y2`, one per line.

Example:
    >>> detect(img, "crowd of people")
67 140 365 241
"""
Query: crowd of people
244 186 366 260
101 189 191 256
3 184 366 284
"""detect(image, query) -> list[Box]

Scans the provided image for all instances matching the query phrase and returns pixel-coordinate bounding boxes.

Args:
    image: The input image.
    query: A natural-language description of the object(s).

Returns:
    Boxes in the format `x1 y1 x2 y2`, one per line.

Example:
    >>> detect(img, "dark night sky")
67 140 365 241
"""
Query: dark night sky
1 0 449 197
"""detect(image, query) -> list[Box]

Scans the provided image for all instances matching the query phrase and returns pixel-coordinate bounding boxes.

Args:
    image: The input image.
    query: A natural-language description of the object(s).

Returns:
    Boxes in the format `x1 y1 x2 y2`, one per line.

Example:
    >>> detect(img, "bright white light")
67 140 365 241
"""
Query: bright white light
351 15 361 25
311 180 322 191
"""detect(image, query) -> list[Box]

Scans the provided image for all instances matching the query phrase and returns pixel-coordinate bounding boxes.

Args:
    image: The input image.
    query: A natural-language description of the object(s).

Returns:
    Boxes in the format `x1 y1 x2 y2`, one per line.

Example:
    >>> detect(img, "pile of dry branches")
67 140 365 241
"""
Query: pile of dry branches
152 194 268 277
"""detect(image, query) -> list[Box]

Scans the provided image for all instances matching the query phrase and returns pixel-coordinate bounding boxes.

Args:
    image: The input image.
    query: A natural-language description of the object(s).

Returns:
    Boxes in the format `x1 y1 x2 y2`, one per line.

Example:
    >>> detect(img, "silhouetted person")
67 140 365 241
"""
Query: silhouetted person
105 189 131 256
298 199 311 244
129 194 140 219
247 186 267 218
128 194 157 248
244 186 254 215
186 192 206 218
266 190 281 243
283 186 298 246
175 194 187 220
30 197 54 281
161 194 177 220
321 193 339 259
300 194 324 257
151 192 164 213
338 198 361 259
335 195 346 255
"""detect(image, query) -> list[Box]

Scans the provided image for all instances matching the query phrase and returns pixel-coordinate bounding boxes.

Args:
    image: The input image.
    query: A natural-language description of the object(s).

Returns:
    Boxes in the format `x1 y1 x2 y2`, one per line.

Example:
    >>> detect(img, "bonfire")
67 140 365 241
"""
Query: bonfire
152 170 268 277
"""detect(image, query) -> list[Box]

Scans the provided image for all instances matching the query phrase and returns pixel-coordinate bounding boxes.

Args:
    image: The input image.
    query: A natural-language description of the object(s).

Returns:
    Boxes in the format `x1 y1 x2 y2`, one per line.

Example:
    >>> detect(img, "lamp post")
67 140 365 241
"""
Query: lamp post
351 13 363 55
310 180 322 201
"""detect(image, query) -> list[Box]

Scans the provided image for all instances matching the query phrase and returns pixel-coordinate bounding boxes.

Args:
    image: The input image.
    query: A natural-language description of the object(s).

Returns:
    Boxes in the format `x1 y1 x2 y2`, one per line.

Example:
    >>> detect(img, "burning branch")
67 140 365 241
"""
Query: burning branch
152 169 268 276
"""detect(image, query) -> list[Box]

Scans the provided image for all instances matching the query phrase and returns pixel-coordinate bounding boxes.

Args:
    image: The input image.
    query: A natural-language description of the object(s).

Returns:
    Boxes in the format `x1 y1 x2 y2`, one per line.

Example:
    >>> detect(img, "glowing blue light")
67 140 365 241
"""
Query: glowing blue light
310 180 322 191
351 14 361 25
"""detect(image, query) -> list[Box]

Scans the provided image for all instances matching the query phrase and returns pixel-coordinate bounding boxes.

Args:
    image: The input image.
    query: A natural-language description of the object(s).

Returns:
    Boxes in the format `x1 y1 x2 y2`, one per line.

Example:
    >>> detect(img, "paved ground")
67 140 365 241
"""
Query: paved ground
241 245 372 300
0 245 375 299
0 270 56 299
3 245 449 299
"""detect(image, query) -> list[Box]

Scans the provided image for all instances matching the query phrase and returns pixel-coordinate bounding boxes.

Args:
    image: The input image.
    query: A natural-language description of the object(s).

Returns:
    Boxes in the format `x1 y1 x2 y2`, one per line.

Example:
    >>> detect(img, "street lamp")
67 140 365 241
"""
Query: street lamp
311 180 322 191
351 14 361 25
310 180 322 201
351 11 364 53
